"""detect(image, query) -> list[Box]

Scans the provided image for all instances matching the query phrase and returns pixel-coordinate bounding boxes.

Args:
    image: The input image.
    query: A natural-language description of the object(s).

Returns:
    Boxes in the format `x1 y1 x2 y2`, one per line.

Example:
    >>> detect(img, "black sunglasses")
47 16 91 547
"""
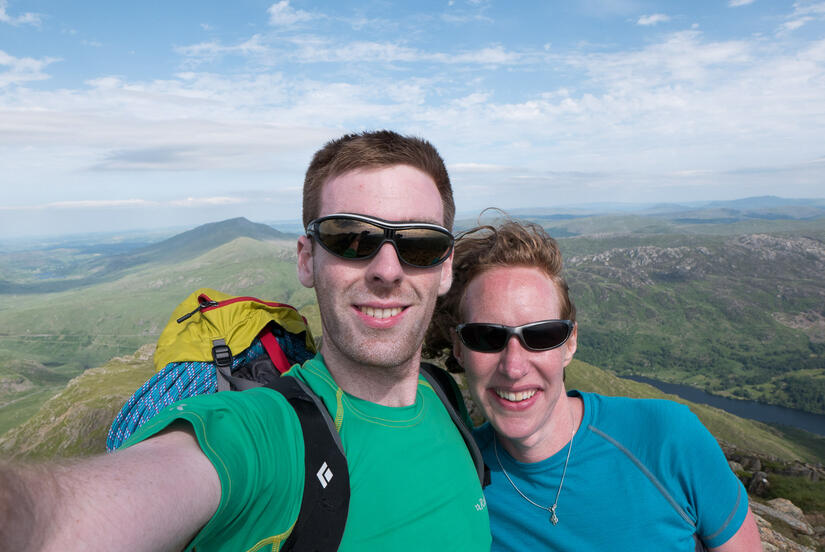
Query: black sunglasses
306 213 454 268
455 320 574 353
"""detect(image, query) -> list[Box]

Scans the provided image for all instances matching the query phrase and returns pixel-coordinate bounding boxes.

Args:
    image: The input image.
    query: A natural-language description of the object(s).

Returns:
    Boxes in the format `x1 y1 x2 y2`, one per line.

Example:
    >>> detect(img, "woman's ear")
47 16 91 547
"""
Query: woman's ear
562 323 578 367
437 252 453 296
451 328 464 368
297 235 314 288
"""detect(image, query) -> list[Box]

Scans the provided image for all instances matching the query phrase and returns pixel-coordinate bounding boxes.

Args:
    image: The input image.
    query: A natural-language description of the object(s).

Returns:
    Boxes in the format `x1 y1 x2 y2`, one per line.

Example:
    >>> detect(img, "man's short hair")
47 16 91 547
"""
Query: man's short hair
303 130 455 230
425 218 576 370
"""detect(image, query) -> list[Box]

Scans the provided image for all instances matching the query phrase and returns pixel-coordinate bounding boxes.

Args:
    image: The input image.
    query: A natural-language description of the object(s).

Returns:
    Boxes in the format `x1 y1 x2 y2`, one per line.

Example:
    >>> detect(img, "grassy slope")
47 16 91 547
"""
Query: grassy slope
0 345 156 459
0 237 315 435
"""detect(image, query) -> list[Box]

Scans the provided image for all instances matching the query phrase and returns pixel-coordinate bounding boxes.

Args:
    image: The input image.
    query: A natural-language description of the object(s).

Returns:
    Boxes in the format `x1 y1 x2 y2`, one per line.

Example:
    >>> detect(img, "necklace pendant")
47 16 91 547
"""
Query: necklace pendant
549 506 559 525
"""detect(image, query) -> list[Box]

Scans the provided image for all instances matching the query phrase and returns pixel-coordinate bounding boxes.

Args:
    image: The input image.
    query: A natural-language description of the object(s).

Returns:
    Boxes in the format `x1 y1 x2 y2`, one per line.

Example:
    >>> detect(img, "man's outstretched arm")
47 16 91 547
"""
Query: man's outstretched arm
0 425 220 552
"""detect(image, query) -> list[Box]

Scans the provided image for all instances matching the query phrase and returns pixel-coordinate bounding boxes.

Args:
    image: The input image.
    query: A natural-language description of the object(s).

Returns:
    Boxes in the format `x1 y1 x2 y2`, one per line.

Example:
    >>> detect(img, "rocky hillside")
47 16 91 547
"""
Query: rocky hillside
0 345 155 459
563 232 825 414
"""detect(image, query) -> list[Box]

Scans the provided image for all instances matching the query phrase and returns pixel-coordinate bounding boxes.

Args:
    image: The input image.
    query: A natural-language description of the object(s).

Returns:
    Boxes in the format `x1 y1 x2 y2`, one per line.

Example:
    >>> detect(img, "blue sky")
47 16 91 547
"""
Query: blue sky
1 0 824 238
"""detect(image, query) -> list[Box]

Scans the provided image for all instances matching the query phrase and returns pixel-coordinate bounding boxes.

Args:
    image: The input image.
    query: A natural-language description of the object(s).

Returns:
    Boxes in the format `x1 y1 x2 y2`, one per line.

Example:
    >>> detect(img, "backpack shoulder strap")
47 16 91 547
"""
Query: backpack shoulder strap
420 362 491 488
266 376 350 552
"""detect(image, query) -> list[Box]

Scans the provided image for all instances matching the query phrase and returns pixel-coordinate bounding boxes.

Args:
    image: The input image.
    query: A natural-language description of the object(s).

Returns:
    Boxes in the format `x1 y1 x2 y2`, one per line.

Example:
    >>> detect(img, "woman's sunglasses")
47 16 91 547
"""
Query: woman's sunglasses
455 320 574 353
306 213 454 268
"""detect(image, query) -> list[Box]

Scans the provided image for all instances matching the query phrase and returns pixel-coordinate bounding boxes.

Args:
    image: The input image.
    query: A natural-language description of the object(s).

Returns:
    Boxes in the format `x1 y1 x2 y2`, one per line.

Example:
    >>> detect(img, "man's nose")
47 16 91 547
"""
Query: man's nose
365 241 404 286
497 336 529 379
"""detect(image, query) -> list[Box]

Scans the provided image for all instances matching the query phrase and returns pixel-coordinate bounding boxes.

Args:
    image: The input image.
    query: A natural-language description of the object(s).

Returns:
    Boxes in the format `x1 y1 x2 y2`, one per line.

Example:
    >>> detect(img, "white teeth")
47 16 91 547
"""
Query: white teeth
360 306 402 319
496 389 537 402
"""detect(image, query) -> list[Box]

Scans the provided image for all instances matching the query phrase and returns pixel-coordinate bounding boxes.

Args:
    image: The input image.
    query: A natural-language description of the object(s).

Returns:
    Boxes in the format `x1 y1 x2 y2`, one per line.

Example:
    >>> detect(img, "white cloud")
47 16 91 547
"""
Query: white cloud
791 1 825 16
781 16 813 32
3 15 825 221
0 196 249 211
728 0 755 6
0 0 41 26
175 33 527 68
637 14 670 26
450 162 509 173
779 1 825 33
0 50 59 87
169 196 247 207
446 45 520 64
268 1 315 26
175 35 268 66
1 199 153 211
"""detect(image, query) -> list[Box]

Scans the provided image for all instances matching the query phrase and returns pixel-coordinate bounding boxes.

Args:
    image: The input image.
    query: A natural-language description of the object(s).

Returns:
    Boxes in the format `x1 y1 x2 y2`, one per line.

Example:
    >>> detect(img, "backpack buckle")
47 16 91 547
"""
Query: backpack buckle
211 339 233 368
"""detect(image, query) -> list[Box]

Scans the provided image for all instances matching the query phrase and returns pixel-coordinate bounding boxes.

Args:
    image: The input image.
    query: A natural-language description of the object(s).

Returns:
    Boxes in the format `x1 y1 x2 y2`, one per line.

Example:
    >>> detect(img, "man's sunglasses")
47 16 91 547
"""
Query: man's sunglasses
455 320 574 353
306 213 454 268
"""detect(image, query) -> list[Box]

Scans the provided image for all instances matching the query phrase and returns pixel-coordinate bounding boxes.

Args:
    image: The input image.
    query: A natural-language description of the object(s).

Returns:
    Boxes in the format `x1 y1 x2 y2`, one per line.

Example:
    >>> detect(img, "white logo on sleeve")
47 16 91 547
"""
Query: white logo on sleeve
317 461 333 488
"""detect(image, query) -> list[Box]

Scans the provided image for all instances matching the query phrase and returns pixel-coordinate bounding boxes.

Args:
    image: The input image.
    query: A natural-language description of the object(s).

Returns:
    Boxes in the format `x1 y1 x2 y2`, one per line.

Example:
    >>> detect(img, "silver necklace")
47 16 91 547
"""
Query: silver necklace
493 426 575 526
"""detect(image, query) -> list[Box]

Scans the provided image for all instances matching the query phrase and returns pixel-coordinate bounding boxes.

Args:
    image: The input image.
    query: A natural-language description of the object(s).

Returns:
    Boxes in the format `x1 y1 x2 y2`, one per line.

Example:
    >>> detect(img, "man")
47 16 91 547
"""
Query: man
0 131 491 551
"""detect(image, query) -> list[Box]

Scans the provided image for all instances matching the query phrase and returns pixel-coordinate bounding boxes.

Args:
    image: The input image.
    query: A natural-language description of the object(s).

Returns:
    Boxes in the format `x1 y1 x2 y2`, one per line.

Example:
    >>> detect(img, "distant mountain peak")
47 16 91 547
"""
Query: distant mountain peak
111 217 295 268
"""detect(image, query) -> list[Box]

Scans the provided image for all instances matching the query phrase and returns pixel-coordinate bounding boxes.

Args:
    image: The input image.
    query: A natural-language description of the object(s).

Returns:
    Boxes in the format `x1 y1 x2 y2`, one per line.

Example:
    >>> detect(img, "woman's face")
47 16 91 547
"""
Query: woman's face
454 266 577 453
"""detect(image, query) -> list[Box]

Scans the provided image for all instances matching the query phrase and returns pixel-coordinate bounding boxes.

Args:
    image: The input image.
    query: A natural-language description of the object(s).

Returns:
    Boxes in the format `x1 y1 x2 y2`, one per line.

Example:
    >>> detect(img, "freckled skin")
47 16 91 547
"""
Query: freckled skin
454 266 579 462
297 165 453 405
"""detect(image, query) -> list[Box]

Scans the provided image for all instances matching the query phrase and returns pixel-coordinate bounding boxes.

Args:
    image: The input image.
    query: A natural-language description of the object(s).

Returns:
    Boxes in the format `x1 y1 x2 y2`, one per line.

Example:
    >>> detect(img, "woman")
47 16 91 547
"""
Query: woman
427 220 761 551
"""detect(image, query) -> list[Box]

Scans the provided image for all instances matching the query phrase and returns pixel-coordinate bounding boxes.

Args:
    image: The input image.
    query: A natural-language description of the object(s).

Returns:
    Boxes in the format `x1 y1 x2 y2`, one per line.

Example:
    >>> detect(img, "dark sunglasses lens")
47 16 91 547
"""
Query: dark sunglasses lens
395 228 453 267
460 325 508 352
522 322 571 350
316 219 384 258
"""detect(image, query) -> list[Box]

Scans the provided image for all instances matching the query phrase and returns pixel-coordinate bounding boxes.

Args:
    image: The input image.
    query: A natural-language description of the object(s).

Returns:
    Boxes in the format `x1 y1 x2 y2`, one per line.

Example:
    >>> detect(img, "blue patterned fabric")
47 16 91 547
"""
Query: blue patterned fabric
106 328 314 451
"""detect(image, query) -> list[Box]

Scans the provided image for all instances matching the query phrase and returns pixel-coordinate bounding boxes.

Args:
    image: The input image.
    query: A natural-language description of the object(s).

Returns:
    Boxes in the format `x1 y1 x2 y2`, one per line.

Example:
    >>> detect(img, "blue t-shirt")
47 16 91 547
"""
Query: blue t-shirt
475 391 748 551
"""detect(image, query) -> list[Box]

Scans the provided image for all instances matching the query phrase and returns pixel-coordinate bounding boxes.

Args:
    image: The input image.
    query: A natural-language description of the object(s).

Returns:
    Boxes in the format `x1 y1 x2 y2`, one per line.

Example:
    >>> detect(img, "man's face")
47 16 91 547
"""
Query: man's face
297 164 452 371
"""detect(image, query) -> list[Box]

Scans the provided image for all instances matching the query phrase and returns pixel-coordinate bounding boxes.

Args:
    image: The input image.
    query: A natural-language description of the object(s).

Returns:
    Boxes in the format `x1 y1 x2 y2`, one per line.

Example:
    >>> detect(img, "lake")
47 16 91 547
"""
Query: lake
624 375 825 438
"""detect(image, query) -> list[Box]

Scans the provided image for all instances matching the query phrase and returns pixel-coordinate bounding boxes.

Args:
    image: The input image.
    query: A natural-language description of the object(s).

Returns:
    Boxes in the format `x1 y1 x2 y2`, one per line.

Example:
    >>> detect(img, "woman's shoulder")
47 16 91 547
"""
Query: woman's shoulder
579 391 700 437
471 422 496 452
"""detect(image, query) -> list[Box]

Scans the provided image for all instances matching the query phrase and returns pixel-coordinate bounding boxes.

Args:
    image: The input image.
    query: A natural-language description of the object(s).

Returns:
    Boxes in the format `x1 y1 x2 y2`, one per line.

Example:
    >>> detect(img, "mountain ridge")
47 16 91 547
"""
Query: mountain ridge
0 217 295 294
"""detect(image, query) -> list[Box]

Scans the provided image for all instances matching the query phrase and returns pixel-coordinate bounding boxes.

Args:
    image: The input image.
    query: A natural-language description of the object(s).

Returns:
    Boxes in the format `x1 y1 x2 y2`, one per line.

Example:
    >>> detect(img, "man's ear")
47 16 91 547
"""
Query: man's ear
437 252 453 296
296 235 315 288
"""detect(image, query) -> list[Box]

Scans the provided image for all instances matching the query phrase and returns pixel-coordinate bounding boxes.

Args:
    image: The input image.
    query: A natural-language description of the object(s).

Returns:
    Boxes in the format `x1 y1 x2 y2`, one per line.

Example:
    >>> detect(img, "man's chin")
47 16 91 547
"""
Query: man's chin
340 338 420 370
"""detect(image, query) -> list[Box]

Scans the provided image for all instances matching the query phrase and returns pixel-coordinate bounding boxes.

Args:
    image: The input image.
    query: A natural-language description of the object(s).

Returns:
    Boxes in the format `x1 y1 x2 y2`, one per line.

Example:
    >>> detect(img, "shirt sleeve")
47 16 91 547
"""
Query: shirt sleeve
122 387 305 547
666 404 749 548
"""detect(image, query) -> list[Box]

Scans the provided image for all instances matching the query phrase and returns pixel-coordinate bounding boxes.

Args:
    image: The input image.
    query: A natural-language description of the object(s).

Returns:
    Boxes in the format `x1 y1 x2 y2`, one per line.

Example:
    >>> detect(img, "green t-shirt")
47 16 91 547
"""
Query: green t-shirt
125 354 491 551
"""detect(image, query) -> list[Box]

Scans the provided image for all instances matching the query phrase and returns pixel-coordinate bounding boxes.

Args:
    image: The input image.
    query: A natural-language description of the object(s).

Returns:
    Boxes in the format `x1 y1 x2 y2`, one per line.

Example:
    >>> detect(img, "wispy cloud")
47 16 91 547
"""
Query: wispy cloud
169 196 247 207
450 162 510 173
0 199 153 211
0 197 248 211
728 0 755 7
0 50 59 87
268 1 316 26
637 14 670 26
175 35 268 66
176 33 527 68
0 0 41 26
779 1 825 33
2 2 825 229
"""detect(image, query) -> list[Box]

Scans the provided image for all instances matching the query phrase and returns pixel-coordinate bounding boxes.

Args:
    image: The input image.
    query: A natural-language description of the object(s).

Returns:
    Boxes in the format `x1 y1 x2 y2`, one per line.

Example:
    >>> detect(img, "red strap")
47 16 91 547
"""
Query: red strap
260 328 292 373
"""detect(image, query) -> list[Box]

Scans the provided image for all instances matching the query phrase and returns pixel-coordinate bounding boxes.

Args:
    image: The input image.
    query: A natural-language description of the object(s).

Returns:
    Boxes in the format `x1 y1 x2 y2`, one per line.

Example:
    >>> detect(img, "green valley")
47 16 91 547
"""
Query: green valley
1 199 824 446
